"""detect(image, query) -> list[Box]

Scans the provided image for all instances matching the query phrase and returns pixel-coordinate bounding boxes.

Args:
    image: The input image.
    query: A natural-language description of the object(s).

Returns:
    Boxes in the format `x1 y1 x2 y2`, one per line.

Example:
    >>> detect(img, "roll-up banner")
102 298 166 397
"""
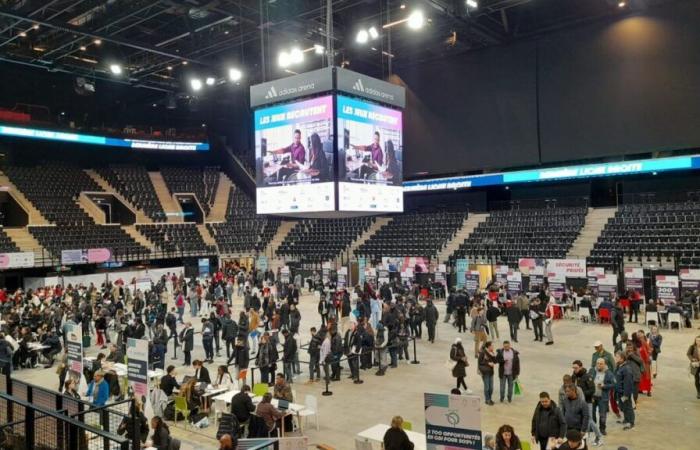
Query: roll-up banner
358 257 366 285
495 265 509 285
456 259 468 289
547 270 567 299
656 275 679 304
506 270 522 294
434 264 447 287
587 267 605 295
597 273 618 300
465 271 480 295
337 267 347 289
623 267 644 297
280 266 291 284
546 259 587 278
680 268 700 292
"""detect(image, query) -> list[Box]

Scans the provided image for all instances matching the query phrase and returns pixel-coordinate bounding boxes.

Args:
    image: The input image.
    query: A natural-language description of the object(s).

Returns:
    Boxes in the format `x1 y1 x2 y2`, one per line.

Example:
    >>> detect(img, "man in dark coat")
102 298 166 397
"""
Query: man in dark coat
531 392 567 450
506 302 522 343
424 300 439 343
281 329 297 383
179 322 194 366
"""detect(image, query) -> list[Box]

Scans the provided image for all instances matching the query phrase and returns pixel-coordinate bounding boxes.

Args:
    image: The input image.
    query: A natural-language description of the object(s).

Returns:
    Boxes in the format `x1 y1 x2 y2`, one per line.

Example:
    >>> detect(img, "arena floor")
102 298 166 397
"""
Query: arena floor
14 292 700 450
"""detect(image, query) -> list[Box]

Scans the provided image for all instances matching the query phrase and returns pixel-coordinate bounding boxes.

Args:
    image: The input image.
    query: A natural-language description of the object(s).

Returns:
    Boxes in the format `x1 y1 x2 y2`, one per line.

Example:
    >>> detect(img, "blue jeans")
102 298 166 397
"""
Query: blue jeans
283 362 294 383
482 374 494 402
499 374 514 402
592 396 608 432
177 307 185 323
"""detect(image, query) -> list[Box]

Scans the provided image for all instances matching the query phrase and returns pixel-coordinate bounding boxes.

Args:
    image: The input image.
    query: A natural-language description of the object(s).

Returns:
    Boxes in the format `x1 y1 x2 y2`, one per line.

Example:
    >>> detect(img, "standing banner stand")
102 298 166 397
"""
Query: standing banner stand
597 273 618 300
495 265 509 286
624 267 645 298
465 271 480 296
655 275 679 304
506 270 522 294
128 338 153 418
425 393 482 449
455 259 468 289
65 323 87 393
587 267 605 297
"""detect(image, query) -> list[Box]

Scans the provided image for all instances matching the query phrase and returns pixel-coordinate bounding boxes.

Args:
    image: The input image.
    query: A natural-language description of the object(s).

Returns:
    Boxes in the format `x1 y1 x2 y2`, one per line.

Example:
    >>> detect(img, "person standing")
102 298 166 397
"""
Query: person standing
530 392 566 450
517 293 531 330
478 341 497 406
560 384 590 434
611 300 625 348
496 340 520 404
450 338 470 393
589 341 615 376
635 332 653 396
221 313 238 360
647 325 663 379
486 302 500 339
179 322 194 366
330 325 343 381
455 290 468 333
256 332 278 386
592 358 615 439
307 327 322 383
506 302 522 343
424 300 439 343
530 298 544 342
471 307 488 358
686 335 700 399
201 318 215 363
571 360 602 446
544 299 555 346
281 329 297 383
614 351 635 430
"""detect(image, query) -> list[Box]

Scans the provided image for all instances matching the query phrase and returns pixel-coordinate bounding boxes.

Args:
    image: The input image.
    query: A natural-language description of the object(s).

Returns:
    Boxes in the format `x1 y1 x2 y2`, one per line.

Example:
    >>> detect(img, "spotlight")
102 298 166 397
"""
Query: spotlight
278 51 291 68
182 61 188 65
109 64 122 75
80 46 87 51
466 0 478 9
290 47 304 64
93 39 102 45
205 77 216 86
32 24 39 30
618 1 626 7
190 78 203 91
228 68 242 82
407 10 425 30
368 26 379 40
356 29 369 44
400 4 406 9
19 32 27 38
313 44 325 55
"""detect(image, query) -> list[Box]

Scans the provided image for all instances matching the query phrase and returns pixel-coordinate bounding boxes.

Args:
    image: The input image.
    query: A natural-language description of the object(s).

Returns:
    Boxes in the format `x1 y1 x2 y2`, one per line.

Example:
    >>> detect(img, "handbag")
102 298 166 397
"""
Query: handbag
514 379 523 396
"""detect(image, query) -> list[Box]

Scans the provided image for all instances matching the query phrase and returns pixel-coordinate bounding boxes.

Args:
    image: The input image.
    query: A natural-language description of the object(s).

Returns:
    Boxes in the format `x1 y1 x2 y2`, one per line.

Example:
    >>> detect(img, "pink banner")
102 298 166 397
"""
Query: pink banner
87 248 112 264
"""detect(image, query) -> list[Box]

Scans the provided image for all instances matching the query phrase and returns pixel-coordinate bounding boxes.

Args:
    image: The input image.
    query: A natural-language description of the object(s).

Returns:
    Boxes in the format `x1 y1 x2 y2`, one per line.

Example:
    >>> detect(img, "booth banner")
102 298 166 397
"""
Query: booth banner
382 257 402 272
547 270 567 299
680 268 700 291
518 258 545 276
364 267 376 286
87 248 112 264
198 258 210 277
401 267 414 284
358 257 366 285
322 261 331 284
506 270 522 294
465 271 480 295
378 268 390 285
587 267 605 295
495 265 509 285
61 248 112 265
61 249 85 265
546 259 587 278
256 256 268 272
425 393 482 450
280 266 291 284
127 338 150 399
337 267 348 289
65 323 83 382
0 251 35 269
597 274 618 300
382 256 429 273
456 259 468 289
624 267 644 295
656 275 679 303
434 264 447 287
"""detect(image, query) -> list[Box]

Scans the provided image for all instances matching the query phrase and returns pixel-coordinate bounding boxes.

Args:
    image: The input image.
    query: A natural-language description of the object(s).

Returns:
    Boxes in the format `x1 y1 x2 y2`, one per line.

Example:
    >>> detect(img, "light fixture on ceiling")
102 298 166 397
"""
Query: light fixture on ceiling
205 77 216 86
356 29 369 44
93 39 102 45
278 51 291 68
407 10 425 30
80 46 87 51
228 68 243 82
109 64 122 75
618 1 626 7
190 78 203 91
313 44 325 55
466 0 478 9
368 27 379 40
289 47 304 64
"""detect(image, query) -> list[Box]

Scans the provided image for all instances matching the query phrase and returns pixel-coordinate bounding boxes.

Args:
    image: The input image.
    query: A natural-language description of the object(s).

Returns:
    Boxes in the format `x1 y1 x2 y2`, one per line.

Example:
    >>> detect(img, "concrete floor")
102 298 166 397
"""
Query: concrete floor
14 293 700 450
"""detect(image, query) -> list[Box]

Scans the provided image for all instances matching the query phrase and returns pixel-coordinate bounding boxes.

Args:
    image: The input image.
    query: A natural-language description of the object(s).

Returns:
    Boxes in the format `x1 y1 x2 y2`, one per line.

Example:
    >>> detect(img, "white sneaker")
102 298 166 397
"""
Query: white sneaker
465 388 474 394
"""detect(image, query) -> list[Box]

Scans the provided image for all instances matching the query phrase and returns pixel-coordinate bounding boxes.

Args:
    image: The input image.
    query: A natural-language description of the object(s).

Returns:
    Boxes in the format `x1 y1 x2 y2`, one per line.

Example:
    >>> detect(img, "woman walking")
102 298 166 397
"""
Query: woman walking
635 331 653 396
647 325 663 378
450 338 471 393
478 341 497 405
686 335 700 399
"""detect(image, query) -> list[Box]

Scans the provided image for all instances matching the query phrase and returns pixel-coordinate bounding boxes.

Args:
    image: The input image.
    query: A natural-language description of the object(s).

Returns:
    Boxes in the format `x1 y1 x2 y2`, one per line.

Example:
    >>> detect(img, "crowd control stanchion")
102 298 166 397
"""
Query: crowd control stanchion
322 362 333 396
250 367 256 387
411 337 420 365
353 352 363 385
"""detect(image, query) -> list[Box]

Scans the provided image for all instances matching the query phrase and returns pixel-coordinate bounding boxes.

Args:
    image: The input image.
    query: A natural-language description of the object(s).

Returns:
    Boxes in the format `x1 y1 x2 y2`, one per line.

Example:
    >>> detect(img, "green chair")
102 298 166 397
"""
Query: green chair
520 441 531 450
401 421 413 431
173 396 190 427
253 383 269 397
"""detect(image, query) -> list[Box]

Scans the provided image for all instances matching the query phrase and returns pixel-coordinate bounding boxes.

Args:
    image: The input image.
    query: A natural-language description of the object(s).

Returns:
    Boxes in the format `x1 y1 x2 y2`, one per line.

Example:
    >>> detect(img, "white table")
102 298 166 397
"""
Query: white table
211 390 306 436
357 424 427 450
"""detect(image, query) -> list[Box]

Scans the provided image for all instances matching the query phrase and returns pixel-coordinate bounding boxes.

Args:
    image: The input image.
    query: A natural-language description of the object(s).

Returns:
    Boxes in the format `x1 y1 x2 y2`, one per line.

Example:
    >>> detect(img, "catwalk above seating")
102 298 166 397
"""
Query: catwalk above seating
161 166 219 214
29 224 148 258
4 165 101 225
96 165 166 222
355 210 467 259
277 217 376 262
589 200 700 270
207 188 279 254
136 223 215 254
450 206 587 266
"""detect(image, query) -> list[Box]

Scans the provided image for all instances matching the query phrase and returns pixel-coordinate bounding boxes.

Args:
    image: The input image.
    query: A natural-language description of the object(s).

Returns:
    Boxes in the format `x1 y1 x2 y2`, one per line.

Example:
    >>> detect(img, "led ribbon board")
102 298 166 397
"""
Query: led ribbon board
403 155 698 192
0 124 209 151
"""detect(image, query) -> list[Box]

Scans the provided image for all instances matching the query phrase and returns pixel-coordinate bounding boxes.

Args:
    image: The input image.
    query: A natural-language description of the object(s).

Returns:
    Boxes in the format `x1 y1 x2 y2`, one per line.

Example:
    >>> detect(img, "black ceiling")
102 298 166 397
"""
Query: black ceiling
0 0 683 94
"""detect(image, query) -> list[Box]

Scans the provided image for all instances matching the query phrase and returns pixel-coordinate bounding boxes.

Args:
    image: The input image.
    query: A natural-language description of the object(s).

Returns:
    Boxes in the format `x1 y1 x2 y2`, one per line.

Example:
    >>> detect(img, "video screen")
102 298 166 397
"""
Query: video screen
254 96 335 214
336 95 403 212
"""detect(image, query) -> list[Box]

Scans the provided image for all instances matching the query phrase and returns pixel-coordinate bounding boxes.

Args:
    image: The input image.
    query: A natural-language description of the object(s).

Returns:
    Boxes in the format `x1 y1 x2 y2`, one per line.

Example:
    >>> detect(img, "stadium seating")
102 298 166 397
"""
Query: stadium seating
28 224 148 258
277 217 375 262
4 165 101 225
355 211 467 259
450 206 587 266
96 165 166 222
135 223 215 254
589 200 700 270
207 188 279 254
161 167 219 214
0 228 19 252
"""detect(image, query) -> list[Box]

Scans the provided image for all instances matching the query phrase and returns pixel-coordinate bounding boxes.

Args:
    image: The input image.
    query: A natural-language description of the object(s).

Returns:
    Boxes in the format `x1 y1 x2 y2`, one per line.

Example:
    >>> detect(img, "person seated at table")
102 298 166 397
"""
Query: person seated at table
273 372 293 402
41 330 62 368
143 416 172 450
17 327 37 368
255 392 285 435
666 302 691 328
63 378 81 399
383 416 415 450
230 384 255 424
598 298 613 313
180 378 200 417
117 399 149 444
159 365 180 396
192 359 211 384
214 365 234 389
105 343 124 363
86 370 110 407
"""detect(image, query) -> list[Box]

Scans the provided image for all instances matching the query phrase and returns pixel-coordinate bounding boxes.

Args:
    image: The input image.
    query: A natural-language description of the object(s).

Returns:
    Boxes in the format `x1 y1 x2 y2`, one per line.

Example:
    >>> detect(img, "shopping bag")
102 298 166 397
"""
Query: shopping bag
513 379 523 396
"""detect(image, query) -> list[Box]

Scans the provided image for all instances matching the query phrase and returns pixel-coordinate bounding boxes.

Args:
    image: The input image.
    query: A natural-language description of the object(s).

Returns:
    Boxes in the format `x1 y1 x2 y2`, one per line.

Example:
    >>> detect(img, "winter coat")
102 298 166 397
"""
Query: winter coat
560 392 590 432
495 348 520 379
450 343 467 378
531 401 566 441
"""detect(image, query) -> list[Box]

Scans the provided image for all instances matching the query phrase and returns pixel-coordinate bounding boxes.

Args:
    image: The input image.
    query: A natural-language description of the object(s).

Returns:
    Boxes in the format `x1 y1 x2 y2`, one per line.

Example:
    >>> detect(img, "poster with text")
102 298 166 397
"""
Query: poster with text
255 95 335 213
623 267 644 297
546 259 587 278
547 270 566 299
364 267 376 287
680 268 700 292
495 265 509 286
425 393 481 450
337 95 403 212
506 270 522 294
587 267 605 296
434 264 447 287
655 275 679 304
358 257 367 285
337 267 347 289
455 259 468 289
0 251 35 269
465 271 480 295
127 338 149 400
280 266 291 284
597 274 618 300
65 323 83 384
519 258 545 289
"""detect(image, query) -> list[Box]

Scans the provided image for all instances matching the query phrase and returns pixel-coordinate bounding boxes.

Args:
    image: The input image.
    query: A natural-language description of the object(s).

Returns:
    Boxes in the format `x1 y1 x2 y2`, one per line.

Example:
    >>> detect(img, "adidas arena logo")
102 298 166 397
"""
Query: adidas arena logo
264 86 278 99
352 79 365 92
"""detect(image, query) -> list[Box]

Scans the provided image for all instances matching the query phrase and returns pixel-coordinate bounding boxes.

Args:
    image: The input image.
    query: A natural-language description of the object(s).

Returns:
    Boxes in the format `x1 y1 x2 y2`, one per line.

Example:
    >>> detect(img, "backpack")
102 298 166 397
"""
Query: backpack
216 413 240 440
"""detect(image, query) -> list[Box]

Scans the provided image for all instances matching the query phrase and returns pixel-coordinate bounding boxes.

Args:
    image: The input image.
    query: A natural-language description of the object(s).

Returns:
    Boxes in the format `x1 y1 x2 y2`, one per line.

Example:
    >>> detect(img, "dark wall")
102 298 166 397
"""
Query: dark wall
539 3 700 163
404 190 487 212
395 41 539 177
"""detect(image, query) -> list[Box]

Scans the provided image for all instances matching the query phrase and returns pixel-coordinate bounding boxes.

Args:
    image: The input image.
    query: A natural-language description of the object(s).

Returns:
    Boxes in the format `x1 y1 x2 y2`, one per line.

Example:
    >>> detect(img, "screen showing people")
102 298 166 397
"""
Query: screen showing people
337 95 403 212
254 96 335 214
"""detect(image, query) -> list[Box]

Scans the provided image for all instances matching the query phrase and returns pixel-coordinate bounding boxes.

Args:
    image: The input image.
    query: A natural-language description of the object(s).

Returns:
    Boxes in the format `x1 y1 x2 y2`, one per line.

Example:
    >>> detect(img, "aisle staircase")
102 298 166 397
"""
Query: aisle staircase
207 172 233 222
346 217 391 257
196 224 217 248
263 220 297 259
0 172 49 225
121 225 155 249
85 170 152 223
148 172 183 223
77 193 106 224
437 213 490 262
5 227 49 262
567 207 618 258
